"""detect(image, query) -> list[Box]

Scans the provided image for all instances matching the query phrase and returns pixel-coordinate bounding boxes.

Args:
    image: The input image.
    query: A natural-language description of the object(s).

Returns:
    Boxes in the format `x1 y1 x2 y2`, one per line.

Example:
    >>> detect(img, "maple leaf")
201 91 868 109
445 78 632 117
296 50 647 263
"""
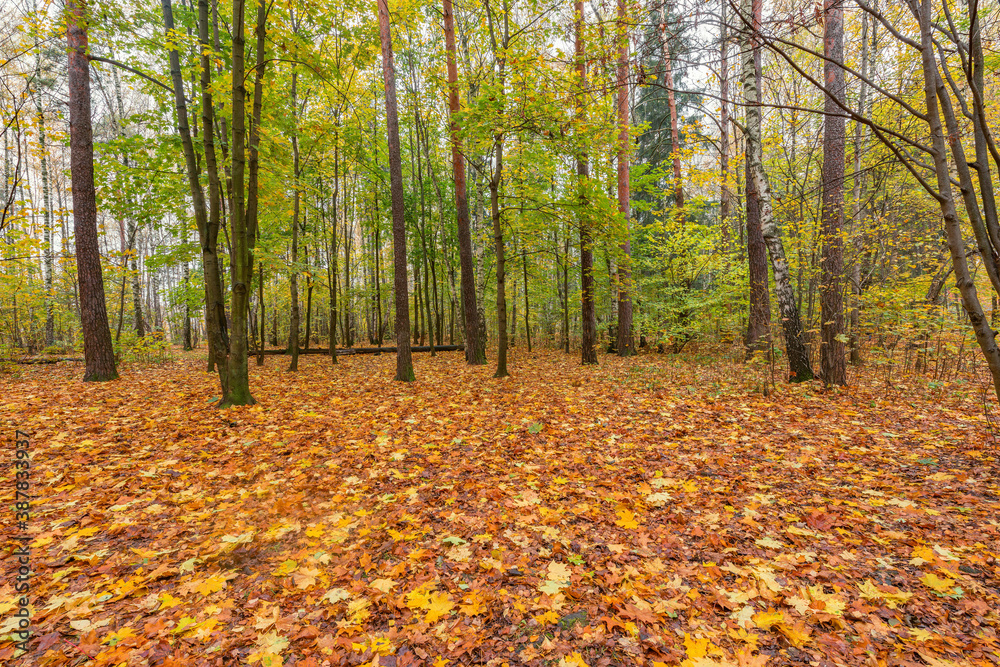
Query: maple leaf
195 573 227 596
321 588 350 604
615 509 639 529
754 537 785 549
857 579 913 608
159 593 183 609
370 577 397 593
459 591 487 616
560 653 588 667
751 610 784 631
248 631 289 666
777 621 811 647
423 591 455 623
103 627 137 645
919 572 957 594
272 560 298 577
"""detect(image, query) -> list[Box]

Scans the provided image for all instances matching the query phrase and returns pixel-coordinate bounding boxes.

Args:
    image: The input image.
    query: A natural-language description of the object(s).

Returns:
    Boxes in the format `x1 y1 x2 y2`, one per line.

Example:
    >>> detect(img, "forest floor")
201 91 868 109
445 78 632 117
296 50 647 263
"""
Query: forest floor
1 347 998 667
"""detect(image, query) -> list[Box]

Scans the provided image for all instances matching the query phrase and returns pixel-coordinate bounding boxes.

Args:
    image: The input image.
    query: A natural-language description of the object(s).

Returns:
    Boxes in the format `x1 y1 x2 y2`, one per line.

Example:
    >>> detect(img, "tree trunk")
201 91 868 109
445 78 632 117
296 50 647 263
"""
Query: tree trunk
577 0 597 365
329 145 339 362
743 0 769 358
820 0 847 386
615 0 634 356
719 0 732 246
67 0 118 381
491 134 508 377
742 0 812 381
912 0 1000 403
221 0 264 406
257 261 264 364
377 0 414 382
443 0 484 365
662 32 684 214
289 73 301 372
522 244 531 352
849 10 870 366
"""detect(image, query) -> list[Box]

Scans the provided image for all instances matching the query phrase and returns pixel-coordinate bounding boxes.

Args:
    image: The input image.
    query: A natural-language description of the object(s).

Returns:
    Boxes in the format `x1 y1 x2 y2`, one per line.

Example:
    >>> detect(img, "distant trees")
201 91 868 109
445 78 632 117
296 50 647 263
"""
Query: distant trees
5 0 1000 407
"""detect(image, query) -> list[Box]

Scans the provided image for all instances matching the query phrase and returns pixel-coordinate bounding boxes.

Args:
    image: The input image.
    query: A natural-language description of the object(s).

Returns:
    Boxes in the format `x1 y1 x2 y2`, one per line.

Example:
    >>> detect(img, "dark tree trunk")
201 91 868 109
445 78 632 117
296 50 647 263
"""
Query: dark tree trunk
67 0 117 382
820 0 847 386
288 70 301 372
577 0 597 365
522 245 531 352
443 0 484 365
221 0 265 406
491 135 508 377
257 261 264 365
377 0 414 381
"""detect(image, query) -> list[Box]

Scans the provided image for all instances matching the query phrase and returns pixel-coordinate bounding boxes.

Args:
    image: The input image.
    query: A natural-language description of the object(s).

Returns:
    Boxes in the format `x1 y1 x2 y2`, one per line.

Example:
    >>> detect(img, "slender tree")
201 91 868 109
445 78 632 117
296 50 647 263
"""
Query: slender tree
576 0 596 364
67 0 117 381
443 0 484 365
615 0 634 356
743 0 769 358
377 0 414 381
289 68 301 372
820 0 847 386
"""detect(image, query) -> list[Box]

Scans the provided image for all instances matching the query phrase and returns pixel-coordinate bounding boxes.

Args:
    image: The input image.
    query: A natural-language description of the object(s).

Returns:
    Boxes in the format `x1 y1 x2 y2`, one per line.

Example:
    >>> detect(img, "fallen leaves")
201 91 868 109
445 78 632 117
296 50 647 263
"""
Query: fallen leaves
0 351 996 667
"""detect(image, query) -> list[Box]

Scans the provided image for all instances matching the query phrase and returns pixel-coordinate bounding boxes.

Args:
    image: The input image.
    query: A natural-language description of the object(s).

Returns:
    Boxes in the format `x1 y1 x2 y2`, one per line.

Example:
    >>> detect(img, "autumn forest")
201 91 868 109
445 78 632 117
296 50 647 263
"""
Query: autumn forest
1 0 999 665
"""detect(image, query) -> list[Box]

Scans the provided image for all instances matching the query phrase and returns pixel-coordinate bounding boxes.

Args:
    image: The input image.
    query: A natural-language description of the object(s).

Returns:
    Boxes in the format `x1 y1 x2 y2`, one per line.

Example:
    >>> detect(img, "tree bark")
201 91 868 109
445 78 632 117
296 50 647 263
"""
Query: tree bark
67 0 118 382
443 0 484 365
377 0 414 381
289 69 301 372
849 10 870 366
820 0 847 386
577 0 597 365
615 0 634 356
221 0 264 405
743 0 770 358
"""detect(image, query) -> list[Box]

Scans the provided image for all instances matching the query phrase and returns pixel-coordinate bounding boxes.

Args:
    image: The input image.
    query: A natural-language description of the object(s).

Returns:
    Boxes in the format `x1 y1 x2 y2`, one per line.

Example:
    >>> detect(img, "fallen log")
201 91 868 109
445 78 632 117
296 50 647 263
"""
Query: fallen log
257 345 465 356
1 357 84 364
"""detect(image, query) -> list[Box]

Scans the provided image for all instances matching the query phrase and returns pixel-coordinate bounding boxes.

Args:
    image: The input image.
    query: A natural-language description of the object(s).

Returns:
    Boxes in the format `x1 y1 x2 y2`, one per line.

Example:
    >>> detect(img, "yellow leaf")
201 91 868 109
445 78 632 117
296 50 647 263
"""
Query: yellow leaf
103 627 137 645
534 610 559 624
777 622 811 647
406 582 436 611
159 593 183 609
857 579 912 608
919 572 956 593
321 588 350 604
172 617 199 634
195 573 227 596
615 509 639 529
910 546 935 566
560 652 588 667
424 591 454 623
752 610 784 631
272 560 298 577
370 577 396 593
683 633 711 658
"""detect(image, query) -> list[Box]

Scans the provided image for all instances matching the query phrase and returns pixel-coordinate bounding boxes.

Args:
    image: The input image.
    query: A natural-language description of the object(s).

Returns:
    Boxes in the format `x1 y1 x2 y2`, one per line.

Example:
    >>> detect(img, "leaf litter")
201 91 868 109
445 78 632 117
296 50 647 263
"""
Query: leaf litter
0 350 998 666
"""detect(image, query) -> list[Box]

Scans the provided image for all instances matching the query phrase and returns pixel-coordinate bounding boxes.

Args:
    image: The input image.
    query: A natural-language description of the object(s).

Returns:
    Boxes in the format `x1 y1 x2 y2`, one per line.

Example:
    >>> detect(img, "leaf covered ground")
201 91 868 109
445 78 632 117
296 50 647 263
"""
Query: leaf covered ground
1 349 998 667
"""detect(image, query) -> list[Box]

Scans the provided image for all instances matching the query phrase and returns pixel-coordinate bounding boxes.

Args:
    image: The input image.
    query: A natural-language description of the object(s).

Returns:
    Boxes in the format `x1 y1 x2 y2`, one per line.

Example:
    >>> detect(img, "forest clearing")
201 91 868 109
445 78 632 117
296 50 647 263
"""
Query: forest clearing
1 349 998 666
